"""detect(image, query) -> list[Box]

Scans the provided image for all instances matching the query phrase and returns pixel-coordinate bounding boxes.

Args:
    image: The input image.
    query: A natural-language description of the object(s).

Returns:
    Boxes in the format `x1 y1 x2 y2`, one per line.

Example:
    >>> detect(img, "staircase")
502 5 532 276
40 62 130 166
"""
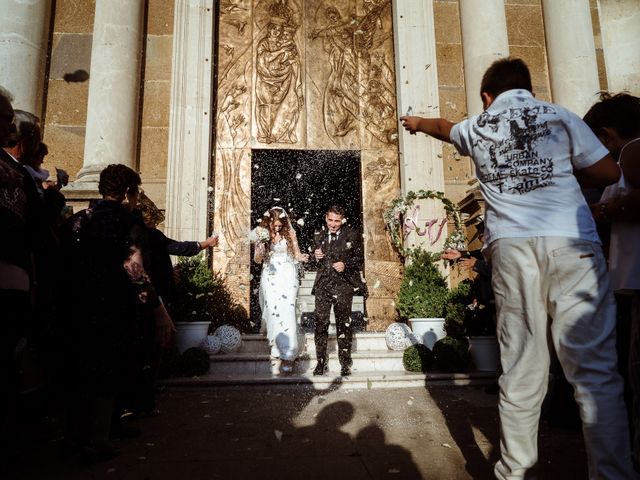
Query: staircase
161 331 496 389
161 272 497 389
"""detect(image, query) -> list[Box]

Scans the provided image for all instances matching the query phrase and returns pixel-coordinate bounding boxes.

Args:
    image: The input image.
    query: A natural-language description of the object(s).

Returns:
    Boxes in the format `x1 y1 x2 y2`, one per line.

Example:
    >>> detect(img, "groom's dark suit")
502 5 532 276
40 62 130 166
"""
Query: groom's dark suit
312 225 364 371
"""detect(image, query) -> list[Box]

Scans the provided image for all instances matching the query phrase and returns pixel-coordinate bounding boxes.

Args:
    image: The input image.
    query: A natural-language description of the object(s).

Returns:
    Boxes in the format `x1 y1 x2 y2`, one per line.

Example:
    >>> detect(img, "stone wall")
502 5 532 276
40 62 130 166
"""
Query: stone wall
42 0 174 209
42 0 95 188
39 0 608 209
433 0 607 205
37 0 609 329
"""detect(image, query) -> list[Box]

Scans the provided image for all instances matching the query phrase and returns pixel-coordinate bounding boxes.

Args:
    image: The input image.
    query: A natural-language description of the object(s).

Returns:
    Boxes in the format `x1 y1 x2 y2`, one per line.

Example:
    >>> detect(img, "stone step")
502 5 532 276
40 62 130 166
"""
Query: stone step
237 333 389 354
208 350 405 376
299 277 316 289
296 295 365 309
303 333 388 353
237 334 271 354
161 370 498 390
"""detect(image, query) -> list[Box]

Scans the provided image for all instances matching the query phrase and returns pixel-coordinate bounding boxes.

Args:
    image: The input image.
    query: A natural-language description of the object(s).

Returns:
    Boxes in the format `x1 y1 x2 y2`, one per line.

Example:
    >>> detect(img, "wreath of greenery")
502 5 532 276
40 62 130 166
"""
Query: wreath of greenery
383 189 466 257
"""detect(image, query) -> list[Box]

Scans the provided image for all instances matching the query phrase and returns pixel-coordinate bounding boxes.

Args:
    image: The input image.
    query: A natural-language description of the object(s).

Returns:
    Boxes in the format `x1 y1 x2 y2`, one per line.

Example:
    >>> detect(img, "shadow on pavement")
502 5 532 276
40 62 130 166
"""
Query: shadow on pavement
426 384 500 479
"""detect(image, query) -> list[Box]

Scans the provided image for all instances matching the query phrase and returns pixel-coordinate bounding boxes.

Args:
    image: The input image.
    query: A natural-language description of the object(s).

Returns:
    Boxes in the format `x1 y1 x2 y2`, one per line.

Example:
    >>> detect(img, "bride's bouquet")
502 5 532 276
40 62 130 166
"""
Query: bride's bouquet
248 226 270 245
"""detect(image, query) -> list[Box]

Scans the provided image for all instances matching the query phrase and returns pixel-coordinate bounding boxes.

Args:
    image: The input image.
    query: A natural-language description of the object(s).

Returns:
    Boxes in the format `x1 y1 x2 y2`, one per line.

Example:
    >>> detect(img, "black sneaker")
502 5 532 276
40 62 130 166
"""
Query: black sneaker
340 366 351 377
313 363 328 376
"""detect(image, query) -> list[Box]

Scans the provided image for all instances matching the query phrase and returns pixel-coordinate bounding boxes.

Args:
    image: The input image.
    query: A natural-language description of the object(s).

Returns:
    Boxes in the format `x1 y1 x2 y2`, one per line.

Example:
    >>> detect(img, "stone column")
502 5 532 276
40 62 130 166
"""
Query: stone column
542 0 600 115
68 0 145 194
0 0 51 117
165 0 214 241
459 0 509 116
597 0 640 93
392 0 446 252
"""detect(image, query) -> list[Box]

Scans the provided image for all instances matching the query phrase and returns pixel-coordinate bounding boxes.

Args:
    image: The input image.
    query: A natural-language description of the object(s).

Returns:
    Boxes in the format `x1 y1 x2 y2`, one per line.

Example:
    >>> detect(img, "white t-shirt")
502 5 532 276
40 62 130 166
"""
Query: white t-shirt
450 89 609 245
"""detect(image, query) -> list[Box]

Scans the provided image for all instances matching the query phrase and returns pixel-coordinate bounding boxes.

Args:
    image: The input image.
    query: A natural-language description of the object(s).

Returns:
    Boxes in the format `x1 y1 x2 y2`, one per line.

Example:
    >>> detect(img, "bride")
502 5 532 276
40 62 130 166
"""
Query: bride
253 207 309 372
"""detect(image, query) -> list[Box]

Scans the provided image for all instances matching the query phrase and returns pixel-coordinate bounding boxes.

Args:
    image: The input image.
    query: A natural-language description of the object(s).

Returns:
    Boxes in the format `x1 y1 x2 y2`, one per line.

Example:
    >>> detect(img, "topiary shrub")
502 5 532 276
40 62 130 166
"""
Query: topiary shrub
396 248 449 320
403 344 434 373
180 347 211 377
433 336 470 372
444 280 473 338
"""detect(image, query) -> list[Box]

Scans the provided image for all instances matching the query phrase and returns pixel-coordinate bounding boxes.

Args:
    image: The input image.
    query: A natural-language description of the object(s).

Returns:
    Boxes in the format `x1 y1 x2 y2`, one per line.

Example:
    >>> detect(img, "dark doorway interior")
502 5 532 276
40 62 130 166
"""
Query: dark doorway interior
250 149 363 325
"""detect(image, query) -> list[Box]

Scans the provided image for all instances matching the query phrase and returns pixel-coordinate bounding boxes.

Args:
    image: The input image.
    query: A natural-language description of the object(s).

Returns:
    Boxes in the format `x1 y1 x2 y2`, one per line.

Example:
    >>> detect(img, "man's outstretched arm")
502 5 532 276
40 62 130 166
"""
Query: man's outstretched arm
400 116 455 143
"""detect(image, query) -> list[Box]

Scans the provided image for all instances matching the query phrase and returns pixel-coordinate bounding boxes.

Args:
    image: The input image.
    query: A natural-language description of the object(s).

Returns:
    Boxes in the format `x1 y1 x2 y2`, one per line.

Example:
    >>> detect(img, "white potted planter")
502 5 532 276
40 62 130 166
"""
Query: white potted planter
174 321 211 354
469 336 499 371
409 318 446 350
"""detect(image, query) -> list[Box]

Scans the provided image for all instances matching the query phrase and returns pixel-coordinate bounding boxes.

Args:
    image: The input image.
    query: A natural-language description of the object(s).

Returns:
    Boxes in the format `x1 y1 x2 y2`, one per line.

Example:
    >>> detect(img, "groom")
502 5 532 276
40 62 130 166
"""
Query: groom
312 205 364 377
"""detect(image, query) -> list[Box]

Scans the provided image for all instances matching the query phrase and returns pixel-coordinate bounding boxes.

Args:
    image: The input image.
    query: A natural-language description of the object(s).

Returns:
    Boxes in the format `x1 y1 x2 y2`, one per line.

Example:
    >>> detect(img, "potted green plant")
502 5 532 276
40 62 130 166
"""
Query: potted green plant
170 254 249 353
396 248 450 349
444 278 498 371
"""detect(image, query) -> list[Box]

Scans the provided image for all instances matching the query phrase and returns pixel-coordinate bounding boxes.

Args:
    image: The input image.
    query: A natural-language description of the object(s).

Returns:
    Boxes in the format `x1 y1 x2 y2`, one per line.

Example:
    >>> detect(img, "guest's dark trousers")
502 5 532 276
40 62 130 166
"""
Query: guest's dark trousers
0 289 30 459
314 288 353 368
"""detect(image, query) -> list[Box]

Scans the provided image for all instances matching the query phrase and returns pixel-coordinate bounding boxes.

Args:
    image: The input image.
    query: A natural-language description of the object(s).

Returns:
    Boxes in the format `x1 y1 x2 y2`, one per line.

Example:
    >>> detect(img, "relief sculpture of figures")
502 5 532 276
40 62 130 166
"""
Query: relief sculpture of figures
309 6 359 138
255 0 303 144
309 1 394 144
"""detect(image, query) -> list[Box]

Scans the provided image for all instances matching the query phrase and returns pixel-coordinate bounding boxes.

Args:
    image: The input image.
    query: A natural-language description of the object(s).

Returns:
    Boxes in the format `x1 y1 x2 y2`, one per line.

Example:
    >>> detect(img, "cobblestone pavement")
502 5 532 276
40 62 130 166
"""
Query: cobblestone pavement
5 383 586 479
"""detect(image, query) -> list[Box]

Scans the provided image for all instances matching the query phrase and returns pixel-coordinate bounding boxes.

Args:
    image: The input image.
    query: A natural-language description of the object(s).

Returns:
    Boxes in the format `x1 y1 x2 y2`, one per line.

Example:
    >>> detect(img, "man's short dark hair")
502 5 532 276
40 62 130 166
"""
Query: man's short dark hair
327 205 345 217
98 164 141 200
583 92 640 139
480 57 533 98
13 110 41 158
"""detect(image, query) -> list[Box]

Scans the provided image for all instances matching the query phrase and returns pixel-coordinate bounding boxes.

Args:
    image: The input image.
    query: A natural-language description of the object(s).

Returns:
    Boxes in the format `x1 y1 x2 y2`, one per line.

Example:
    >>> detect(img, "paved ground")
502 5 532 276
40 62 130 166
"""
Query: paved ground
5 383 587 480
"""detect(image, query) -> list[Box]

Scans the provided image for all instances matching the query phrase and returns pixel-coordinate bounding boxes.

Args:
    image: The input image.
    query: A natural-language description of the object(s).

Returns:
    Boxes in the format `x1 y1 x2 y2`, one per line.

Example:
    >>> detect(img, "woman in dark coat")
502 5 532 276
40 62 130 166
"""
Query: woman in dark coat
61 164 172 462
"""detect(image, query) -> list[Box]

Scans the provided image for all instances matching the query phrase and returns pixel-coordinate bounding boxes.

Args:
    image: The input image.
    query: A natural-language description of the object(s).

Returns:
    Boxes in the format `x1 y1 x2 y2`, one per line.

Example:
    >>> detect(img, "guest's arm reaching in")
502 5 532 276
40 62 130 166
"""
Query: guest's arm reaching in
198 234 219 250
165 233 220 256
400 116 456 143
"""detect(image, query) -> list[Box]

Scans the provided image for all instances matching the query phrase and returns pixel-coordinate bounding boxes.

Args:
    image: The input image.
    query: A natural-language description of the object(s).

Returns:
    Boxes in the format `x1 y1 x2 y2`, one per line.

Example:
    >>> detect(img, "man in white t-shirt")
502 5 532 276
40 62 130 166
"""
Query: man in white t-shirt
401 58 632 479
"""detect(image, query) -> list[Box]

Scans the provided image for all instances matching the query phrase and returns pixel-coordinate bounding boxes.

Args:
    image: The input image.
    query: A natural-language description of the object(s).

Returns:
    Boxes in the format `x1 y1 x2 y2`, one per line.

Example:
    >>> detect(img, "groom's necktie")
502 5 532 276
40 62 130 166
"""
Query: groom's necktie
328 233 337 255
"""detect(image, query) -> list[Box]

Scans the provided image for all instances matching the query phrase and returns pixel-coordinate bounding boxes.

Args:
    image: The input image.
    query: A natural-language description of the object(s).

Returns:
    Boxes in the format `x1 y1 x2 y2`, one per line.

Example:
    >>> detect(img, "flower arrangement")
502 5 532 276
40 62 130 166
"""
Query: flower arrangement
248 226 270 244
383 189 466 257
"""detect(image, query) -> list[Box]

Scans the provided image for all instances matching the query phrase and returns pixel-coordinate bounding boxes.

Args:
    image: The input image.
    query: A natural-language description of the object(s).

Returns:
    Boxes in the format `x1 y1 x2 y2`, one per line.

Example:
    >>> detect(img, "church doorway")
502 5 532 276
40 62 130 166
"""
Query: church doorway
249 149 364 325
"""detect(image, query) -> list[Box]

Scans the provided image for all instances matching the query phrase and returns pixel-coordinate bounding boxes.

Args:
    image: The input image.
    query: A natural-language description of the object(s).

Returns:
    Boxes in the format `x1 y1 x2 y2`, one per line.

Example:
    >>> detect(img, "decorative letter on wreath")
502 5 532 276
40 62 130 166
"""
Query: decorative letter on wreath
383 190 466 259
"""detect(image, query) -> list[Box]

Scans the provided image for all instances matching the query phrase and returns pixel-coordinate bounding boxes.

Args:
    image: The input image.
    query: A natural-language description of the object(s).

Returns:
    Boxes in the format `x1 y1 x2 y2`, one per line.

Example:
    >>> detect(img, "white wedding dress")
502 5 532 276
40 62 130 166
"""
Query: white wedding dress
259 239 300 360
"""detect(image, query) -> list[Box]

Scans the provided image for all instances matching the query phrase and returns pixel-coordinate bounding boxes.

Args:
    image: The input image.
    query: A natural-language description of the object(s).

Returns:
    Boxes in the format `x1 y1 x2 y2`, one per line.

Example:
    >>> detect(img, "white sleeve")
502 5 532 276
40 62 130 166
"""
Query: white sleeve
564 109 610 170
449 118 472 157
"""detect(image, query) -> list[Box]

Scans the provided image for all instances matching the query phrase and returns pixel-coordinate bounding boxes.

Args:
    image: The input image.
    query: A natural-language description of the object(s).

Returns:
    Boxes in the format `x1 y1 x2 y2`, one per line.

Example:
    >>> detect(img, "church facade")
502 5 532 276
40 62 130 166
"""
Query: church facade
1 0 638 328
